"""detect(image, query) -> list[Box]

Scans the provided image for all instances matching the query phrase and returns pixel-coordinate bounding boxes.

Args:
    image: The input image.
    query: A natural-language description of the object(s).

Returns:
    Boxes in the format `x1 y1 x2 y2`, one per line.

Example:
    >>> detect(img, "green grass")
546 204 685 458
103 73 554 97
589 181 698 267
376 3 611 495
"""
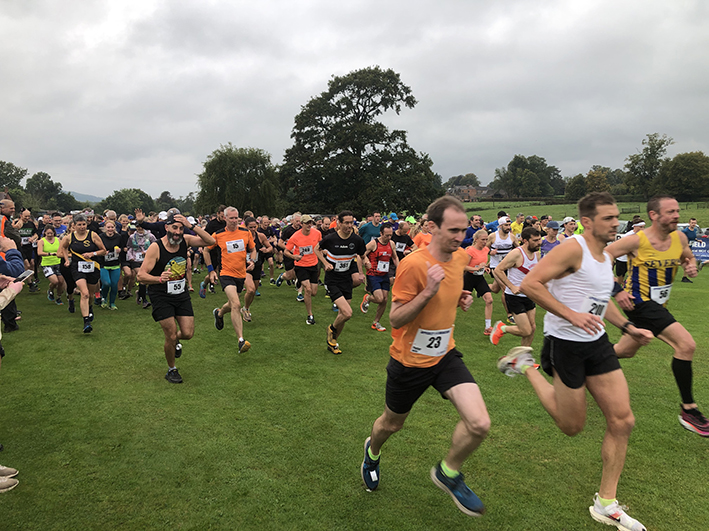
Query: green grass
466 200 709 225
1 269 708 530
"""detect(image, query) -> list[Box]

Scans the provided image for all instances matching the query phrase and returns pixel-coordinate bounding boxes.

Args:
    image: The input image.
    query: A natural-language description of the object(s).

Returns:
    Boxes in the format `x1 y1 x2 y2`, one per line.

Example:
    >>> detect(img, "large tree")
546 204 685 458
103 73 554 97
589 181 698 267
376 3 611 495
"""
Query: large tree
196 144 279 215
564 174 587 202
652 152 709 201
280 66 442 215
490 154 559 198
0 161 28 190
624 133 673 200
97 188 155 215
444 173 480 189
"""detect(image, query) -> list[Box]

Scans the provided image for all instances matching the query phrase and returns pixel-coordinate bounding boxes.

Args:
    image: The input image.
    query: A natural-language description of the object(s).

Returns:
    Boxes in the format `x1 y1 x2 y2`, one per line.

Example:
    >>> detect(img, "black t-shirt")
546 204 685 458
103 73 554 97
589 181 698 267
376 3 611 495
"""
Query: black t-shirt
205 218 226 235
19 221 39 248
279 224 299 250
319 231 366 283
100 232 123 268
391 232 415 260
147 239 190 299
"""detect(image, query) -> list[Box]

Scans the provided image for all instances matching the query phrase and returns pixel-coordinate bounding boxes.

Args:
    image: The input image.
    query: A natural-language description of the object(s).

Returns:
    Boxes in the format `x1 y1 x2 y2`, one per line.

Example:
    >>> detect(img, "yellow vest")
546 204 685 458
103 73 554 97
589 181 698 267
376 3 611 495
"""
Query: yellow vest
624 231 682 306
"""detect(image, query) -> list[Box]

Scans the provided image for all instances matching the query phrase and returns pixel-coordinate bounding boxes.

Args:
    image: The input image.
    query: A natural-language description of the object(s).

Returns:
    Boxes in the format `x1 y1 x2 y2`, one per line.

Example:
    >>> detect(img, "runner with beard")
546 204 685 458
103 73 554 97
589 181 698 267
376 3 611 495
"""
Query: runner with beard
605 195 709 437
490 227 542 347
316 211 366 355
486 216 518 324
203 207 257 354
242 217 273 322
360 223 398 332
258 216 278 285
138 212 215 384
202 205 227 294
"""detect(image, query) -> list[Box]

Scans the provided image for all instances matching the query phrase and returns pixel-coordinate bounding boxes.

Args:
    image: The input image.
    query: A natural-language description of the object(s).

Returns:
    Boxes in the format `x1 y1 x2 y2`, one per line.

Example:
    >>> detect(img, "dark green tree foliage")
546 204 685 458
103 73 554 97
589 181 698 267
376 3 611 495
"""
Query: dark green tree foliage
98 188 155 215
281 66 442 215
564 174 587 201
490 155 560 198
0 161 28 189
196 145 279 215
652 152 709 201
444 173 480 188
174 192 196 215
585 169 611 193
154 191 176 212
25 172 63 205
624 133 673 200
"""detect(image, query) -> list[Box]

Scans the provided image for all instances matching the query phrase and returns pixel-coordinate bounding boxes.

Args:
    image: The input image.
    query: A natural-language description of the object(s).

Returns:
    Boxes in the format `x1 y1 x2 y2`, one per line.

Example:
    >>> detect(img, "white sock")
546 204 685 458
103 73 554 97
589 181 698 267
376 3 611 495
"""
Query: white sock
485 319 491 328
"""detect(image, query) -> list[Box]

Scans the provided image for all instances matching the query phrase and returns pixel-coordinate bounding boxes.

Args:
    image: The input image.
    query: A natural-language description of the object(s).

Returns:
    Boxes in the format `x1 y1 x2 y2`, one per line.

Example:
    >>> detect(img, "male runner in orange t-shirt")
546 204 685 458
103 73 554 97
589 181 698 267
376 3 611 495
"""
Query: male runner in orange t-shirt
285 214 322 325
360 196 489 517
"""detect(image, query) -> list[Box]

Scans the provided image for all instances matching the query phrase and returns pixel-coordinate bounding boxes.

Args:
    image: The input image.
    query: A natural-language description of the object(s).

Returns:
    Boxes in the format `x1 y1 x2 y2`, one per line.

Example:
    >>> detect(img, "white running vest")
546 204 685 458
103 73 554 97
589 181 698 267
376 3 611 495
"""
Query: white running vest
544 235 615 342
489 230 514 268
504 248 538 298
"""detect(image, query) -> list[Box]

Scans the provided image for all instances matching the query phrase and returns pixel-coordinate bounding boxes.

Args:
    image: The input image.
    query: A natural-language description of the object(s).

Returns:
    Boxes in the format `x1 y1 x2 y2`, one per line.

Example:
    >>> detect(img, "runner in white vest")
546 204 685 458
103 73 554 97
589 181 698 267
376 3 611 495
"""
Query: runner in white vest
486 216 518 324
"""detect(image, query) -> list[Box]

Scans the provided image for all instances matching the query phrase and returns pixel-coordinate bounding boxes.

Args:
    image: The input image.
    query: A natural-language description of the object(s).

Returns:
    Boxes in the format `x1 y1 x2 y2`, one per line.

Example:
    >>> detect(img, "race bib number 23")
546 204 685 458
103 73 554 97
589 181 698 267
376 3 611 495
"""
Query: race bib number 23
411 328 452 357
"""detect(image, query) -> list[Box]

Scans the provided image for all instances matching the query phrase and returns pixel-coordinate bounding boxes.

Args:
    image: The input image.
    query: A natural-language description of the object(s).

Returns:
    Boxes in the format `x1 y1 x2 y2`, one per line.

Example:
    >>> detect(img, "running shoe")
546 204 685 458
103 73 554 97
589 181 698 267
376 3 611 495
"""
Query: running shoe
275 273 285 287
142 300 151 309
29 282 40 293
296 293 305 302
109 304 118 311
199 281 207 299
698 261 705 272
360 294 369 314
294 277 301 289
255 290 260 297
589 493 646 531
68 299 75 313
208 283 215 294
47 290 54 302
507 314 516 325
0 476 19 493
55 298 63 306
165 368 183 384
213 308 224 330
361 436 380 491
88 311 94 322
483 326 493 336
430 462 485 516
238 338 251 354
241 307 252 322
490 321 505 345
0 465 18 477
679 406 709 437
286 279 293 287
325 289 330 299
269 278 276 285
681 276 692 283
306 315 316 325
332 303 339 312
136 296 143 305
83 322 93 334
497 346 536 377
327 325 341 355
175 341 182 359
371 322 386 332
188 286 194 292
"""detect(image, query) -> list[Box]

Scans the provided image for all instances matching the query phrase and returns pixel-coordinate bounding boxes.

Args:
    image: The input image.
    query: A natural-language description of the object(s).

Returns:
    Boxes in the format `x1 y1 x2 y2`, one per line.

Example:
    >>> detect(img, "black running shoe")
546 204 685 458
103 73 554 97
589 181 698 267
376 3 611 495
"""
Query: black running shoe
213 308 224 330
238 338 251 354
165 368 183 384
68 299 75 313
175 342 182 359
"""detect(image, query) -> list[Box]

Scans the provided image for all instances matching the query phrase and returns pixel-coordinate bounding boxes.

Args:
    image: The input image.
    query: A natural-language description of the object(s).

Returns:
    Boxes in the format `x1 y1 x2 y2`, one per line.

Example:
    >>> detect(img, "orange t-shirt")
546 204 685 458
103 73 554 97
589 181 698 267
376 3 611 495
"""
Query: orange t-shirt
413 231 432 249
210 227 255 278
286 228 322 267
465 245 489 268
390 247 468 368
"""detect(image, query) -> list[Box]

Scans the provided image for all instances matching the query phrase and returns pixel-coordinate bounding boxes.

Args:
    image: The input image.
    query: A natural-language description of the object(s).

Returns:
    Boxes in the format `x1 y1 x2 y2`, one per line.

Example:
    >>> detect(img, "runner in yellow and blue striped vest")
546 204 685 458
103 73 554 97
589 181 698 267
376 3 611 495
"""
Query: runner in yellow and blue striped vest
607 195 707 437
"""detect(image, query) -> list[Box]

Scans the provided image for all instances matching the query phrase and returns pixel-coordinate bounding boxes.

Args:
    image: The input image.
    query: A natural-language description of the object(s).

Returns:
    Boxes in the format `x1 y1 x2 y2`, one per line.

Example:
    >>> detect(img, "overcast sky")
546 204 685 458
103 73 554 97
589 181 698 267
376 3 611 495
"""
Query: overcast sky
2 0 708 200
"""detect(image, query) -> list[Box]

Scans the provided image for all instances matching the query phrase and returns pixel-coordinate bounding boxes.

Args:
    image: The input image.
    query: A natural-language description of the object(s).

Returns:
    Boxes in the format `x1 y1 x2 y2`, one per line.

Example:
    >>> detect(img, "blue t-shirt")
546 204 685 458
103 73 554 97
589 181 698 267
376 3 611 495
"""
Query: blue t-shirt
540 238 561 257
358 222 382 244
682 226 700 241
54 224 67 237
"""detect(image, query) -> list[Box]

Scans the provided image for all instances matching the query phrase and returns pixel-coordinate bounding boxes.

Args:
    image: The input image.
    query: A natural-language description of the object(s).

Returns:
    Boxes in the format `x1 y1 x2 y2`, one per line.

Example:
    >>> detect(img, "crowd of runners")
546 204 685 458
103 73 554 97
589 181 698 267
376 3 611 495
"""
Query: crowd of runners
0 192 707 531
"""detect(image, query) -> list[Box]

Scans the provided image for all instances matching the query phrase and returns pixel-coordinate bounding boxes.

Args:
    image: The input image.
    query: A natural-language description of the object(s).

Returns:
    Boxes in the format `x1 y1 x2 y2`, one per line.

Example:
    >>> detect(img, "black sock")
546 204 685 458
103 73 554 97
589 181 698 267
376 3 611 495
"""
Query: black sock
672 358 694 405
83 316 90 324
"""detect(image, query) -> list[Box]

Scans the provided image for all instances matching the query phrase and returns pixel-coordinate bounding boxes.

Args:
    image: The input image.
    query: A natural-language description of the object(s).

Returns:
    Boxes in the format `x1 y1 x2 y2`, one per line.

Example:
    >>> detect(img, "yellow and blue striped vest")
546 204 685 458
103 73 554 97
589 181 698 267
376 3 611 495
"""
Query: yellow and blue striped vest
624 230 682 306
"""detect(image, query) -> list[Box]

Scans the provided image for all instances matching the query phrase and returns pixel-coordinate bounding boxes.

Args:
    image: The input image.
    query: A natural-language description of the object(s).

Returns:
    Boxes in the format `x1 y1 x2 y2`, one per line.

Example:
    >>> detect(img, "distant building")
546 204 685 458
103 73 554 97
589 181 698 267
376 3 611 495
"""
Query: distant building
446 185 507 201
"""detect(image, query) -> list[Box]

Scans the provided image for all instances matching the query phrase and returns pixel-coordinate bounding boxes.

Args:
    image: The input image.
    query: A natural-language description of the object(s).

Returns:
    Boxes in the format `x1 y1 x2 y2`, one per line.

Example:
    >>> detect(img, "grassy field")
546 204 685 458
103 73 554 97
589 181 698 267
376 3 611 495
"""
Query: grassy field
465 200 709 226
1 265 708 530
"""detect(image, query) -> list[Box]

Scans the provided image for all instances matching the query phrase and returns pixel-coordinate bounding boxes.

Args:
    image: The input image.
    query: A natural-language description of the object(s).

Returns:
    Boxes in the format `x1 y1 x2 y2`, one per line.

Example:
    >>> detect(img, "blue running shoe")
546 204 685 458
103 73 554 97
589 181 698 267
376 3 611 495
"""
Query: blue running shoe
255 290 261 297
275 273 285 287
83 322 93 334
296 293 304 302
361 437 380 491
430 462 485 516
47 290 54 302
199 281 207 299
332 303 339 312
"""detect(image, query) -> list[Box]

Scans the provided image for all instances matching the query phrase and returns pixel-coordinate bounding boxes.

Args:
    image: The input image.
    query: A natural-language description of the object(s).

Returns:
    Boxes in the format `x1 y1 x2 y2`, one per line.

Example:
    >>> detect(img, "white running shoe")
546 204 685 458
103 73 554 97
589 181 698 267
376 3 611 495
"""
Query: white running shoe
496 346 536 377
589 493 646 531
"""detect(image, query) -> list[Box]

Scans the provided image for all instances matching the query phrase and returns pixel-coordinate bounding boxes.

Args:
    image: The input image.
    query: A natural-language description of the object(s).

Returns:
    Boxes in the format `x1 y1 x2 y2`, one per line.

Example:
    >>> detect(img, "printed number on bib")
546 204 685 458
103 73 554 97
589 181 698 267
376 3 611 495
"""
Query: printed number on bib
300 245 313 255
21 237 30 246
106 250 119 261
411 328 452 357
376 261 390 273
395 242 406 253
580 294 609 319
135 251 144 262
168 278 186 294
226 239 245 254
43 266 55 277
334 259 352 272
650 284 672 305
78 261 95 273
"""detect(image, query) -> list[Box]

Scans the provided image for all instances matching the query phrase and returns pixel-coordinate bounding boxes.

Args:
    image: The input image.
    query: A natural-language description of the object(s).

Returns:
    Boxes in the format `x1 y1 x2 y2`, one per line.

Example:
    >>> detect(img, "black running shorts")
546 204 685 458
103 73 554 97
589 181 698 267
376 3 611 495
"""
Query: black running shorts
463 273 491 298
150 291 194 322
505 293 535 314
385 349 476 414
219 275 245 293
325 278 353 302
295 265 319 285
541 333 621 389
623 300 677 337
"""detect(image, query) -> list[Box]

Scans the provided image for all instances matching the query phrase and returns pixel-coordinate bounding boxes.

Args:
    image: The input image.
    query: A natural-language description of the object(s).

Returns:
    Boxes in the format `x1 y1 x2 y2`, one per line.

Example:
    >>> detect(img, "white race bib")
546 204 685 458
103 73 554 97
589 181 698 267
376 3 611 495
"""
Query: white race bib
650 284 672 305
106 250 119 261
78 261 95 273
135 251 144 262
334 259 352 272
226 239 245 253
167 278 186 294
411 328 453 357
32 240 38 248
376 260 390 272
43 266 55 277
580 294 609 320
300 245 313 256
395 242 406 253
21 237 30 246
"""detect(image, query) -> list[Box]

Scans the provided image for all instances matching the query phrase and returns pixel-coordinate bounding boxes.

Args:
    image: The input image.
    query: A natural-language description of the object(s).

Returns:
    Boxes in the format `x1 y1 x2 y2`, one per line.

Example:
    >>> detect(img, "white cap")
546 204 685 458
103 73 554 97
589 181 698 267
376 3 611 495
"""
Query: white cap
562 216 575 225
158 211 168 221
499 216 511 224
187 216 196 225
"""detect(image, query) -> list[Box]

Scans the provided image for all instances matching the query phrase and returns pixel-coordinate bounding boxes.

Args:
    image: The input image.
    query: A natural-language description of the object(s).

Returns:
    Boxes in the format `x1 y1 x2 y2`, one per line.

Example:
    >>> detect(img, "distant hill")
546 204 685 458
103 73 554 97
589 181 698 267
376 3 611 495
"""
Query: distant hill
69 191 104 204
